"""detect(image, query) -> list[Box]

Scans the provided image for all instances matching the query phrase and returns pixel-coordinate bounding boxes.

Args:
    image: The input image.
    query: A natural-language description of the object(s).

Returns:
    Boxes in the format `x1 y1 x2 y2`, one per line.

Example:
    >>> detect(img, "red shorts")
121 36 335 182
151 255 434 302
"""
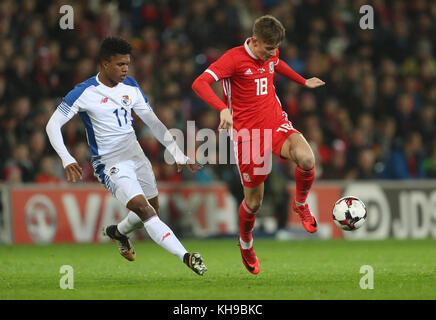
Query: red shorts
232 113 300 187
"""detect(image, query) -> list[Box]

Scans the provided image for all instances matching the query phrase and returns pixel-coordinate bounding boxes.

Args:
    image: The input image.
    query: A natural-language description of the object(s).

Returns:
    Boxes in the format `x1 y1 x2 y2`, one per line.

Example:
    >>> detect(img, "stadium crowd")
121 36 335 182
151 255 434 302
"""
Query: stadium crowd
0 0 435 190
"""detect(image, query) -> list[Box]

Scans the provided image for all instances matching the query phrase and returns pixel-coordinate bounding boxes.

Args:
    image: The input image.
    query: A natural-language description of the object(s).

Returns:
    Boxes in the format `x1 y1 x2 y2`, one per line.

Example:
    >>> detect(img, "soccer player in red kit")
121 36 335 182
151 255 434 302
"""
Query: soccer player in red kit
192 15 325 274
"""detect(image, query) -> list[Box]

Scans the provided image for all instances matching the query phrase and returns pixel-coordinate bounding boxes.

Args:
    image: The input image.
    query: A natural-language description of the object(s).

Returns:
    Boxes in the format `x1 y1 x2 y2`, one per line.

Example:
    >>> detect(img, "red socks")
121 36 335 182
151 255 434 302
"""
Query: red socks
294 165 315 204
238 166 314 243
238 199 258 243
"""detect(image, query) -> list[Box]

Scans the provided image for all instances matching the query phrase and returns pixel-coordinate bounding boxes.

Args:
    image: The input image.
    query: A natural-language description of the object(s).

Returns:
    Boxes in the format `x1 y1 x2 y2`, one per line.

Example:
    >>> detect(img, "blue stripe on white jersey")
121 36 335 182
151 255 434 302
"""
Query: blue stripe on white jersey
57 101 70 116
78 112 99 156
123 76 149 105
59 77 99 116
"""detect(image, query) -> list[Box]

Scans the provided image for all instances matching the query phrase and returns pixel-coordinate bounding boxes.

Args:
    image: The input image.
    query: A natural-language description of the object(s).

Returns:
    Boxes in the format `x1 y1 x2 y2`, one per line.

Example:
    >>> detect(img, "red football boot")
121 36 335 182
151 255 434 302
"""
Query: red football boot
238 239 260 275
292 201 318 233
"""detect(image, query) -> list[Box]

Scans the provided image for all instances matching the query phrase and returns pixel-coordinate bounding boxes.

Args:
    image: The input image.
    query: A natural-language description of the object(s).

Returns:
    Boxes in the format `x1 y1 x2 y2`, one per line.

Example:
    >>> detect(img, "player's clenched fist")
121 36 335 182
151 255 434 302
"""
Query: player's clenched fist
65 163 83 182
304 77 325 88
218 108 233 130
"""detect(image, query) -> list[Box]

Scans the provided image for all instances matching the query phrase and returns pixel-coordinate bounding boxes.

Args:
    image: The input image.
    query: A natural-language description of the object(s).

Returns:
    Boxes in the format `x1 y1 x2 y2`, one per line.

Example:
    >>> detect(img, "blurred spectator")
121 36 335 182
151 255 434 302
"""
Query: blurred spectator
4 144 34 182
394 93 418 137
375 75 398 118
11 96 33 142
423 146 436 178
305 125 331 176
374 116 398 162
321 139 347 180
346 128 370 172
380 132 426 179
347 147 378 180
414 104 436 154
34 155 61 184
28 130 47 167
4 165 22 183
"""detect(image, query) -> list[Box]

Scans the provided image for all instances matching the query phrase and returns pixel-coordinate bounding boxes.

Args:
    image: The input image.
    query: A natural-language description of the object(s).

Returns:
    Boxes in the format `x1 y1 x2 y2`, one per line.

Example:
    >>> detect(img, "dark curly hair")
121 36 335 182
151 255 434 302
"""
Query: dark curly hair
98 37 132 62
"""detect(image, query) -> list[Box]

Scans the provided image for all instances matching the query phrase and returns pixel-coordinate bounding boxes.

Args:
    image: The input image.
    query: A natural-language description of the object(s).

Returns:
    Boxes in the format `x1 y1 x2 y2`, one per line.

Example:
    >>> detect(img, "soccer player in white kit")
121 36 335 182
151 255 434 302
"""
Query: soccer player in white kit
46 37 207 276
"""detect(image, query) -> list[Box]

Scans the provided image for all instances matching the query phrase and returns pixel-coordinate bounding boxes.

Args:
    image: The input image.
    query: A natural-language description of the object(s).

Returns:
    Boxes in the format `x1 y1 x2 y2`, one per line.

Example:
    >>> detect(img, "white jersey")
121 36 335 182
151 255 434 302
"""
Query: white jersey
58 74 151 159
47 73 188 170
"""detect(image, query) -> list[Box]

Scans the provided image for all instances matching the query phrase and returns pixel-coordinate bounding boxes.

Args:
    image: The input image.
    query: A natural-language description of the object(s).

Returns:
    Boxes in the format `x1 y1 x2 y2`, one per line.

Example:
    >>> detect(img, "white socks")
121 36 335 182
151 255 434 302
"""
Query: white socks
143 215 187 261
117 211 143 235
117 211 188 261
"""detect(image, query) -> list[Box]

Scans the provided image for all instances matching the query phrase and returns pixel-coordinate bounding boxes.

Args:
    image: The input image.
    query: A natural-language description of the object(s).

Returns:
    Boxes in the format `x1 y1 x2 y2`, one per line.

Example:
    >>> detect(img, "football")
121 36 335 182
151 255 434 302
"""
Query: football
332 196 367 231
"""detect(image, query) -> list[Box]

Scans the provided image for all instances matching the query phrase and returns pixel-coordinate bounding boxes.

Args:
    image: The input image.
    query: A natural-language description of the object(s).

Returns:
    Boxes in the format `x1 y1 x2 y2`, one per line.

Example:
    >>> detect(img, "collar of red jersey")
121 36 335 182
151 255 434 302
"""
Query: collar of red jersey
244 38 258 60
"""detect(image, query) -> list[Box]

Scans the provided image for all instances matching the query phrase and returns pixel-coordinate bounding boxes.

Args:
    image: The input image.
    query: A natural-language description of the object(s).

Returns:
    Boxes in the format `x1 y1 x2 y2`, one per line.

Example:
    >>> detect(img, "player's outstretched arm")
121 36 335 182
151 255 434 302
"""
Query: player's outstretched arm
275 59 325 88
192 73 228 112
134 109 203 173
46 109 82 182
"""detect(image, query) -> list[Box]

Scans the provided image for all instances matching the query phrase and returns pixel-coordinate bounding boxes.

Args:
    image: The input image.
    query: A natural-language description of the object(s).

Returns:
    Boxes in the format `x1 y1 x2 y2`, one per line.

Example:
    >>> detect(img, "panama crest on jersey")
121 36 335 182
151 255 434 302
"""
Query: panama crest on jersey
109 167 119 175
121 95 131 106
269 61 274 73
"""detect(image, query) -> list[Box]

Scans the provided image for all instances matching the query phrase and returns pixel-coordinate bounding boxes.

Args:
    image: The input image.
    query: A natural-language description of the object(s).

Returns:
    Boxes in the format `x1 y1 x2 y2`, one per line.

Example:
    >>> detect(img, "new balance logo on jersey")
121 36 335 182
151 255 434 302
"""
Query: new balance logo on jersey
244 68 253 75
100 97 108 104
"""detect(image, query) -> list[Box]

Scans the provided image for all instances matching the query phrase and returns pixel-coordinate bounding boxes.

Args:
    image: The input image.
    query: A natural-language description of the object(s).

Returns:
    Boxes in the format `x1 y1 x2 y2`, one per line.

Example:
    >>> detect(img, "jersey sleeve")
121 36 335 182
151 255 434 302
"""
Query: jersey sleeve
57 86 82 120
205 50 236 81
134 110 189 164
275 59 306 86
46 109 77 168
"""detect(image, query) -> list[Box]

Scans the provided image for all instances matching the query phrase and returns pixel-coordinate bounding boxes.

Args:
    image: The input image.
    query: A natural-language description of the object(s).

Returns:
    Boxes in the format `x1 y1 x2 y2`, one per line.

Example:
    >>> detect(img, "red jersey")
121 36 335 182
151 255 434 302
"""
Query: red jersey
205 38 283 135
192 38 307 186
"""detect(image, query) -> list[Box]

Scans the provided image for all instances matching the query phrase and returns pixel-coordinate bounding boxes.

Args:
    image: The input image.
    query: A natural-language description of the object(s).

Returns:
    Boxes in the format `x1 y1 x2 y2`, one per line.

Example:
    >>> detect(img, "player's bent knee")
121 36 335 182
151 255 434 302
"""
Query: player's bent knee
148 196 160 215
132 204 156 221
127 195 156 221
295 148 315 169
299 155 315 169
246 199 262 213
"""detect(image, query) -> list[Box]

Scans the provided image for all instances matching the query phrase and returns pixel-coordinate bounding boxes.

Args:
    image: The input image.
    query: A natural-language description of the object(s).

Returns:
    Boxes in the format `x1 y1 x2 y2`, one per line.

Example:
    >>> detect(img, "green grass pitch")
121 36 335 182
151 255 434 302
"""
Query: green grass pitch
1 239 435 300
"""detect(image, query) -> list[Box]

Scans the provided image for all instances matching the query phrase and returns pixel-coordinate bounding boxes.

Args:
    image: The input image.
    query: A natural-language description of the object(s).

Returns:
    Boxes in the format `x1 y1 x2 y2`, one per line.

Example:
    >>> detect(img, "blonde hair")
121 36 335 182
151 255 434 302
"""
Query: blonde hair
253 15 285 45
